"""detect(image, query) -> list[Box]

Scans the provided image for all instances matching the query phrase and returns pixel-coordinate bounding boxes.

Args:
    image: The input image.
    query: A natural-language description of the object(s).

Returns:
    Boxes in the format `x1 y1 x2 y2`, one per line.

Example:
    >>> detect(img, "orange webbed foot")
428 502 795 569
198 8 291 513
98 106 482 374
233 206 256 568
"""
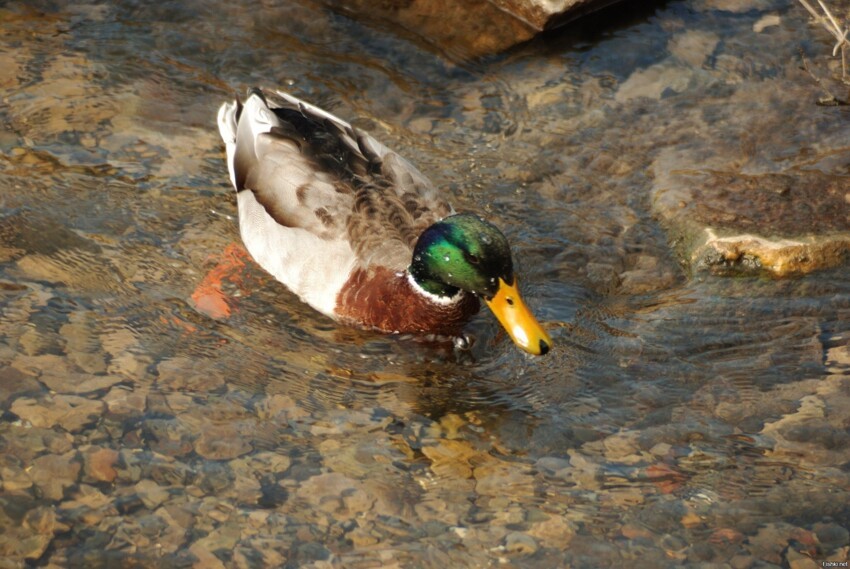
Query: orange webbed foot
191 243 251 319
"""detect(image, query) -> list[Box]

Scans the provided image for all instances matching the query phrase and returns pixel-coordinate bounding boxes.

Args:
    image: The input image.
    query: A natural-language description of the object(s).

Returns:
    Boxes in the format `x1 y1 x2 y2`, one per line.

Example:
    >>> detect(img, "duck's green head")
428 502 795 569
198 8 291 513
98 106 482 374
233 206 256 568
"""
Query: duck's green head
409 213 552 356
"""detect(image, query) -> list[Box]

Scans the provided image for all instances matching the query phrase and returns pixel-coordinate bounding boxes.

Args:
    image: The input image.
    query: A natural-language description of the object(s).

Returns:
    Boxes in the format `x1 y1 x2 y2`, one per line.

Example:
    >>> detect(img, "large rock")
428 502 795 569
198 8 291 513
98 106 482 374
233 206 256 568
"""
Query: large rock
322 0 620 58
652 148 850 277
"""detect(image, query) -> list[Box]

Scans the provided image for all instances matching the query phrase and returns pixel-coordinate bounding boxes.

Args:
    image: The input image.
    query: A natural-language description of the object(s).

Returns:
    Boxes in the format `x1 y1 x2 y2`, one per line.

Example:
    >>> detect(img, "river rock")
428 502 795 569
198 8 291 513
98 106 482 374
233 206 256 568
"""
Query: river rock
58 484 114 526
826 344 850 372
30 451 81 501
188 543 227 569
0 504 56 563
813 522 849 553
7 51 119 141
11 394 105 433
0 51 22 90
527 514 577 547
296 472 361 514
156 356 226 392
1 461 33 494
0 366 42 409
474 457 535 498
12 354 121 394
615 62 695 103
142 418 196 458
318 0 626 58
421 439 477 480
194 424 253 460
504 531 538 555
785 548 818 569
81 446 119 483
102 385 147 418
651 106 850 277
414 498 462 526
60 314 108 374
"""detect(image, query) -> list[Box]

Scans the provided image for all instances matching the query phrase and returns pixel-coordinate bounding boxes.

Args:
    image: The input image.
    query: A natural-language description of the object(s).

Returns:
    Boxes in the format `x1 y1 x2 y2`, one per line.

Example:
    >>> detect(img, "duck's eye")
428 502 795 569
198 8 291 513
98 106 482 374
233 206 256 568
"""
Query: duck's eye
467 254 480 265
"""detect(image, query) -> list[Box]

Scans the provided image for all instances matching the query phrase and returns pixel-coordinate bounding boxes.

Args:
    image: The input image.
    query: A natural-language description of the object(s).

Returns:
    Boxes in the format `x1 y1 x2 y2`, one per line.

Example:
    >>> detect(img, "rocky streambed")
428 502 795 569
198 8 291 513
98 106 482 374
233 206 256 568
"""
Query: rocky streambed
1 0 849 567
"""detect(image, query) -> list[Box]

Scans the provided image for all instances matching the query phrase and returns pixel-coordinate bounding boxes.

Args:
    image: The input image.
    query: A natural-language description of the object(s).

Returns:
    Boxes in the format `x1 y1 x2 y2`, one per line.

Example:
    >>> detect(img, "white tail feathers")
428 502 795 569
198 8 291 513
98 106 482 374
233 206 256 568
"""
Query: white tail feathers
217 101 240 189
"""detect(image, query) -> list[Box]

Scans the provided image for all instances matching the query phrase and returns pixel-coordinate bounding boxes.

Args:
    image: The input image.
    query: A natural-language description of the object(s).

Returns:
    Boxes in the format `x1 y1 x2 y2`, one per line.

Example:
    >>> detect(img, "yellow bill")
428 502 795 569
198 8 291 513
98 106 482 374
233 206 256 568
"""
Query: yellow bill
484 277 552 356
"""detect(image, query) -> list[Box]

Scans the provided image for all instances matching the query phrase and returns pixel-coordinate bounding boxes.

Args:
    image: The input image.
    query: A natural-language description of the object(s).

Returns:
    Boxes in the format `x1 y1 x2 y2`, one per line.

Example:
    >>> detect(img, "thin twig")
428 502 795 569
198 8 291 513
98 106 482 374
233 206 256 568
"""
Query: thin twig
798 0 822 20
798 0 850 81
799 49 849 105
816 0 847 52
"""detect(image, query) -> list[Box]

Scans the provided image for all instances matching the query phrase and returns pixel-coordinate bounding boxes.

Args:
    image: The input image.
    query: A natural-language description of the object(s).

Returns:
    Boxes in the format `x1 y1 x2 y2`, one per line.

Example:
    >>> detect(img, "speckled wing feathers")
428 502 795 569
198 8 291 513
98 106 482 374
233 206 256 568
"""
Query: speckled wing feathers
230 95 352 241
217 88 456 317
256 89 453 270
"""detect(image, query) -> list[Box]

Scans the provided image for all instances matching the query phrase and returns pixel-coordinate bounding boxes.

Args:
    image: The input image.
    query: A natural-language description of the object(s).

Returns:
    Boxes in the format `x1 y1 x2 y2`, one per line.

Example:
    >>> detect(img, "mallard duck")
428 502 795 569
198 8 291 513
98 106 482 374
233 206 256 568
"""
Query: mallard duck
216 88 551 355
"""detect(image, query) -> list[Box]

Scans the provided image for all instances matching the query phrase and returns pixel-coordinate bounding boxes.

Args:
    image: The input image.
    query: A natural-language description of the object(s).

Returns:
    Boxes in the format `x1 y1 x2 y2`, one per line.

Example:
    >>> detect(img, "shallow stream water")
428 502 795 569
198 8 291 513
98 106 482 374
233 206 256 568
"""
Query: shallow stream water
1 0 849 567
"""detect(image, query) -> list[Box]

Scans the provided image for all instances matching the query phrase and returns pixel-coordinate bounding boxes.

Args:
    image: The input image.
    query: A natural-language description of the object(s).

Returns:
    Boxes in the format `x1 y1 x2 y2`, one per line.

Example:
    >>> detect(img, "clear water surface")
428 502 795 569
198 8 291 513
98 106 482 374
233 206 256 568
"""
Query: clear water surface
0 0 848 567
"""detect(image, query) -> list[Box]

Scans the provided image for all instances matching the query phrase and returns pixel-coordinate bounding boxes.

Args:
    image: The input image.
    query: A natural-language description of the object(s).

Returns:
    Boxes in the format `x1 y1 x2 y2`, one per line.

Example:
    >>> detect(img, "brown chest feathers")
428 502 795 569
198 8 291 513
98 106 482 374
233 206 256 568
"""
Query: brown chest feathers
335 266 480 335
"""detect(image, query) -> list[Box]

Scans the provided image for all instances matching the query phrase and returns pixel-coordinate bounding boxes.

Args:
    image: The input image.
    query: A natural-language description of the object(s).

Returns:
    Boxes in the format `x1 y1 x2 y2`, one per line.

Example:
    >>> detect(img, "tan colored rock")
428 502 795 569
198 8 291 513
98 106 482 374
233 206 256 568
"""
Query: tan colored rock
15 250 118 293
0 366 42 410
156 356 226 392
246 451 292 475
528 514 576 547
474 458 535 498
236 539 289 567
826 344 850 371
601 430 644 463
414 498 461 525
504 531 538 555
11 394 105 433
23 506 56 535
189 542 227 569
148 505 196 554
652 149 850 276
362 479 408 518
103 385 147 417
320 0 624 58
0 51 23 89
347 527 380 547
602 486 646 508
296 472 359 512
30 451 81 501
690 231 850 276
668 30 720 68
0 504 56 562
100 327 152 380
12 354 121 394
82 447 119 483
342 488 375 516
422 439 477 480
256 393 311 422
621 523 653 540
616 63 693 102
7 53 119 140
58 485 114 526
786 548 819 569
1 463 34 493
195 424 253 460
60 314 108 374
694 0 775 12
134 478 168 510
